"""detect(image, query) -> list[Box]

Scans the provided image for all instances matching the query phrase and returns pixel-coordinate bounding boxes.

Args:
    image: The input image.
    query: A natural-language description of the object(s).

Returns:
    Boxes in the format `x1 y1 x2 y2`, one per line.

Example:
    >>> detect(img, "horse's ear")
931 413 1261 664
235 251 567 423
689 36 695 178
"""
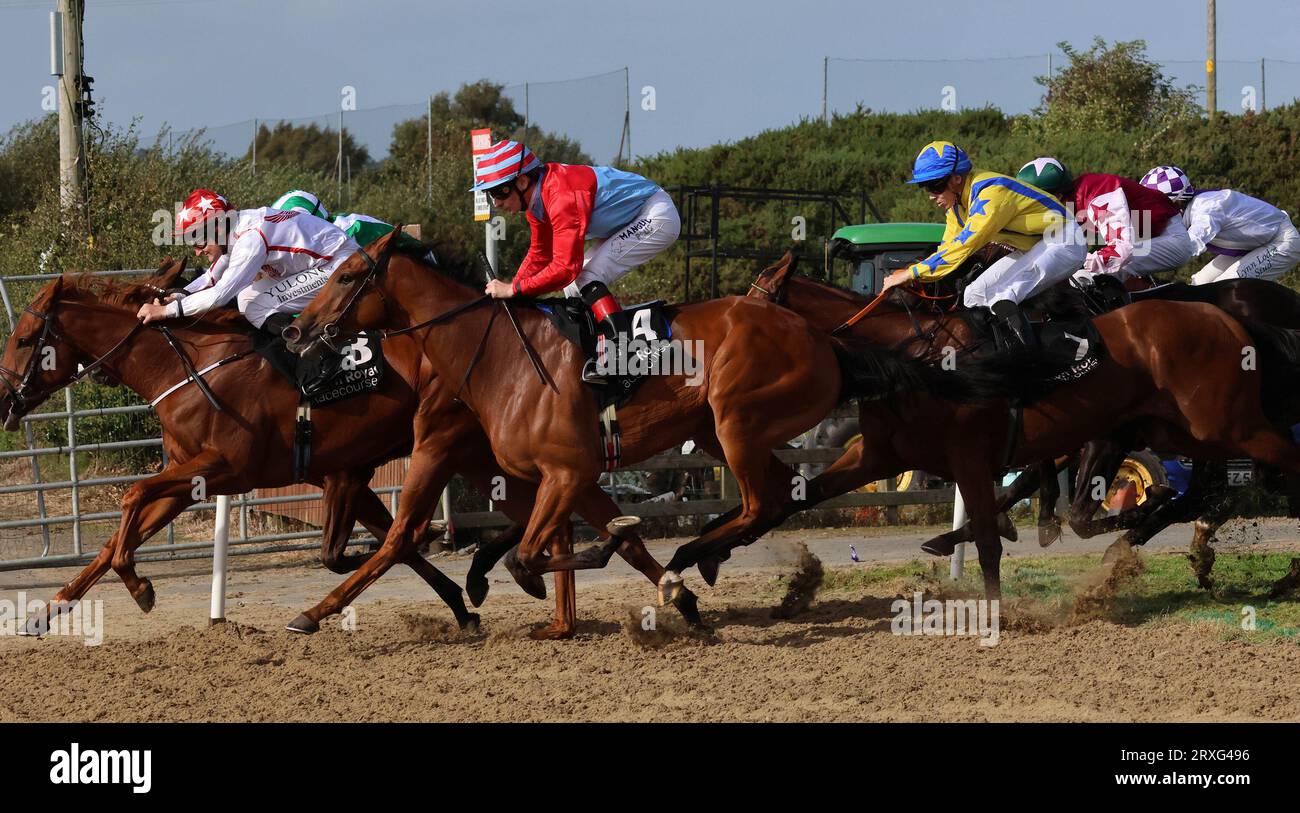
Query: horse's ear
151 256 187 289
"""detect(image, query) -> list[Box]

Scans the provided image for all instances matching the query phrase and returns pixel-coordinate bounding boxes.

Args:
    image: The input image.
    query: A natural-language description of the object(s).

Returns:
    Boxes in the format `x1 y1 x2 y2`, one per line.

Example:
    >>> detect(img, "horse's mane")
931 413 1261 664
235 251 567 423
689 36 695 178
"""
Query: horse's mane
389 236 483 289
63 274 251 332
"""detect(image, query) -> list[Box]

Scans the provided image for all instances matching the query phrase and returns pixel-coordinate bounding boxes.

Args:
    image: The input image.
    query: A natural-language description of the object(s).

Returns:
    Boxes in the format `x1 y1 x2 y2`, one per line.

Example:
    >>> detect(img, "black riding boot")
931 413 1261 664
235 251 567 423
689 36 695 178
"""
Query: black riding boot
990 300 1036 348
582 310 633 384
579 281 630 386
260 312 295 340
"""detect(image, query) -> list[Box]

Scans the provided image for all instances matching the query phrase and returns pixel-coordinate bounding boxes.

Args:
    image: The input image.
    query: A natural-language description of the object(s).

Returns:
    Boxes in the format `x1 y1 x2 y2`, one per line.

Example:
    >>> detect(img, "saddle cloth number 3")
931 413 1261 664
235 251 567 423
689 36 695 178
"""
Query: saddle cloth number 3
340 336 374 371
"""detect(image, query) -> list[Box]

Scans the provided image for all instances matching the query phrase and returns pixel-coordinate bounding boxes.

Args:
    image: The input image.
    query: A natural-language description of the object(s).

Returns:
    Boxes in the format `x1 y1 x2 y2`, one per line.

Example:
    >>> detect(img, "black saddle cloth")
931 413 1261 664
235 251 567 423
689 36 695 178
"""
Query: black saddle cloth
253 331 386 406
960 305 1107 386
533 297 677 410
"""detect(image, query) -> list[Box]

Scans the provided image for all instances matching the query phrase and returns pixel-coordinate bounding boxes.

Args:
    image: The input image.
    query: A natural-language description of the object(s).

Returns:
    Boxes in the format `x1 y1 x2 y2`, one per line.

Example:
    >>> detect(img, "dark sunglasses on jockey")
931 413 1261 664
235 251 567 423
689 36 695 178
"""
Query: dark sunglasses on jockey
920 177 950 194
485 181 515 201
919 148 962 194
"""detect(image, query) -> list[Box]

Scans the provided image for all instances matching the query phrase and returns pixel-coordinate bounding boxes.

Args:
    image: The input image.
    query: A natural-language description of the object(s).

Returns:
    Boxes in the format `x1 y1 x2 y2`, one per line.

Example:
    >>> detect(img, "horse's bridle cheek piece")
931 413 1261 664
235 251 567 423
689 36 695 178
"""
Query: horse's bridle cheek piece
0 306 65 415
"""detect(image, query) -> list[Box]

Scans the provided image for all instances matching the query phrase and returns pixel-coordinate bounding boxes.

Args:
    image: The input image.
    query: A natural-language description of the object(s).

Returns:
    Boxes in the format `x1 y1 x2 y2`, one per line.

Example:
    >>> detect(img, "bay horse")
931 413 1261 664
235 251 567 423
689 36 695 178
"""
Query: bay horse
1011 278 1300 588
0 264 703 639
681 253 1300 596
283 232 1000 610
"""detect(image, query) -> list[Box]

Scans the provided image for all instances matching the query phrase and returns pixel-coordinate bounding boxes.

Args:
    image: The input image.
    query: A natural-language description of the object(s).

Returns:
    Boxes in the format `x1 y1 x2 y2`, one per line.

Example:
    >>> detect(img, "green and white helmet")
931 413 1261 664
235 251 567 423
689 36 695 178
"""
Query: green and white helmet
1016 157 1073 196
270 189 330 220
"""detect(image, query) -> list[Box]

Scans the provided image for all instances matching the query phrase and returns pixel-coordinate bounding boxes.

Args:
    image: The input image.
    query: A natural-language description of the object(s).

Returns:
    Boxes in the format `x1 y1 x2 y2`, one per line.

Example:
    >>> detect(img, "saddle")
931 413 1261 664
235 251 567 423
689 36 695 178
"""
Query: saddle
534 297 677 411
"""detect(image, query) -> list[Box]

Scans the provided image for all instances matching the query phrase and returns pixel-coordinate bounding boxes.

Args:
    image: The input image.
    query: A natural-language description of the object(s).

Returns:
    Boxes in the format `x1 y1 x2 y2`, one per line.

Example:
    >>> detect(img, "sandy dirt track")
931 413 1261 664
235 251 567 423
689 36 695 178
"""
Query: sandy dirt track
2 525 1299 723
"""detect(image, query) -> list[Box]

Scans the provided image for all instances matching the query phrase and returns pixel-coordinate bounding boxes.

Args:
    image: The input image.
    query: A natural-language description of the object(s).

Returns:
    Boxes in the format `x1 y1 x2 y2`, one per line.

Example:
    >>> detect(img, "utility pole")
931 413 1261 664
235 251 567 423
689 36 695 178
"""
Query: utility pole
53 0 86 214
1206 0 1217 122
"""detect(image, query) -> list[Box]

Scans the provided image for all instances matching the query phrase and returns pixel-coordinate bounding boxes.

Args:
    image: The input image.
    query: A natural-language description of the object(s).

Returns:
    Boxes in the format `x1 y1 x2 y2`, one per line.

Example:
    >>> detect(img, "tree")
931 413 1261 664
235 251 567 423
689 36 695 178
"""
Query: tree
1032 38 1201 136
245 121 370 176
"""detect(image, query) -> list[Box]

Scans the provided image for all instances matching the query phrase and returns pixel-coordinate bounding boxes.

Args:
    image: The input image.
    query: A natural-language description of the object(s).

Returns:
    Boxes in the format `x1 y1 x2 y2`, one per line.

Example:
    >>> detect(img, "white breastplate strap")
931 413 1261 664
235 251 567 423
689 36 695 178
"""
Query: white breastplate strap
149 351 249 409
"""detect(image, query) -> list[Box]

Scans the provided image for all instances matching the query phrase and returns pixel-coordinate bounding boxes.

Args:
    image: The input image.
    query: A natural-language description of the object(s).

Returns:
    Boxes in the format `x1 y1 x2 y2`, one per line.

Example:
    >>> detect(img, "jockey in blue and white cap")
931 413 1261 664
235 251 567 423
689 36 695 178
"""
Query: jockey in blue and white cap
1139 166 1300 285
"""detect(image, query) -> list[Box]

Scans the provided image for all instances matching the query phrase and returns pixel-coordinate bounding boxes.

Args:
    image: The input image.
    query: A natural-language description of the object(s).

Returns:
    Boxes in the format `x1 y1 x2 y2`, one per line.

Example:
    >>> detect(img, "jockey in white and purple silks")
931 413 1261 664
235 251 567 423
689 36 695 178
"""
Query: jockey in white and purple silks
1140 165 1300 285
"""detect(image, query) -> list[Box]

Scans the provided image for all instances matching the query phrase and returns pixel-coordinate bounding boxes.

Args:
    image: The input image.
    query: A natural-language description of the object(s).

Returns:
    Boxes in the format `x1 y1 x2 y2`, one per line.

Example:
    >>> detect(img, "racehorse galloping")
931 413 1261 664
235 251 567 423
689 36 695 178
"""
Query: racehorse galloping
284 232 996 609
707 255 1300 596
0 264 702 638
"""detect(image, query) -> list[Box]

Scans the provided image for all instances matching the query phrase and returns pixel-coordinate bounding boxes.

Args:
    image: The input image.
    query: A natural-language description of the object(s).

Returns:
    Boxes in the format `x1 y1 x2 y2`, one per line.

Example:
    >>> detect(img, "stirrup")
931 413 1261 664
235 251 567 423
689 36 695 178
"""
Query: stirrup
581 357 609 384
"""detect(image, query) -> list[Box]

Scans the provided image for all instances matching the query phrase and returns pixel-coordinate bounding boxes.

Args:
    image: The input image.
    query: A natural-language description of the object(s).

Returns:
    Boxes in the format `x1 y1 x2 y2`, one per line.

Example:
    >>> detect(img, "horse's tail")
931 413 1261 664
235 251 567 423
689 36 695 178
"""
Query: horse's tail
1236 317 1300 421
830 336 1042 406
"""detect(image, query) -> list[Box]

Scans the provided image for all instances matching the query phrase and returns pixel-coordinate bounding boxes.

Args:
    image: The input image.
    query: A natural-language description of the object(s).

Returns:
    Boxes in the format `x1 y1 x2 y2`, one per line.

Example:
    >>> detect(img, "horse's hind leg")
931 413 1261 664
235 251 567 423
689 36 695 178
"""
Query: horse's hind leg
1035 458 1063 547
318 468 379 573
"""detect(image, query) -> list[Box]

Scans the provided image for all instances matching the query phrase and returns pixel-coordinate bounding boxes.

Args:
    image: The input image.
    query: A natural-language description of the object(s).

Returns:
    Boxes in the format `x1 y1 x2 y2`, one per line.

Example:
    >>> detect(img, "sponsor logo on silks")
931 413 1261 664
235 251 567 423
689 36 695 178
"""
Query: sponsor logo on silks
264 211 299 223
890 591 1000 647
49 743 151 794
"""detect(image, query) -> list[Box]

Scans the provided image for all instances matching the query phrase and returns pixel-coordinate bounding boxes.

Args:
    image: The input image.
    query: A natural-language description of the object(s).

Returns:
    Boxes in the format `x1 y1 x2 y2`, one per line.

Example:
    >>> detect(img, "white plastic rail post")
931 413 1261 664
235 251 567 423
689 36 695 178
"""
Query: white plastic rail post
210 495 230 624
949 486 966 580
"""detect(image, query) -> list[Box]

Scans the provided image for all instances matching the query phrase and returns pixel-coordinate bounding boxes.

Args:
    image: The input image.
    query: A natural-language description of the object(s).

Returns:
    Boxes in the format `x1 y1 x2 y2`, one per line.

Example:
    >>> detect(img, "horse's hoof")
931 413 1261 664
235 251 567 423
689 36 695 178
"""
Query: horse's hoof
285 614 320 634
658 571 684 607
997 512 1019 543
672 587 708 630
133 580 156 614
606 515 641 538
460 613 482 634
1037 521 1061 548
528 623 575 640
698 555 722 586
427 520 448 536
504 549 547 600
920 538 956 557
466 573 490 608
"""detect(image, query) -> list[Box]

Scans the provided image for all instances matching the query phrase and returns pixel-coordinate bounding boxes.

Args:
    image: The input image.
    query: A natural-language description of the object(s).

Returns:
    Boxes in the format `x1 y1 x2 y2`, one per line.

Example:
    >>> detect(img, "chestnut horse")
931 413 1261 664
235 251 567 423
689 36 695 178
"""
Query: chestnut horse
0 266 703 639
676 253 1300 596
284 233 995 610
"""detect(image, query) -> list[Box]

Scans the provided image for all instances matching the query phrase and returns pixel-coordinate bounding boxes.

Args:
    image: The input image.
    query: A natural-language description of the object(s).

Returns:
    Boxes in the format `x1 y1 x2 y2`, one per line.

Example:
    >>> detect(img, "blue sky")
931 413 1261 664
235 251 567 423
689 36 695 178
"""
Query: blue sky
1 0 1297 162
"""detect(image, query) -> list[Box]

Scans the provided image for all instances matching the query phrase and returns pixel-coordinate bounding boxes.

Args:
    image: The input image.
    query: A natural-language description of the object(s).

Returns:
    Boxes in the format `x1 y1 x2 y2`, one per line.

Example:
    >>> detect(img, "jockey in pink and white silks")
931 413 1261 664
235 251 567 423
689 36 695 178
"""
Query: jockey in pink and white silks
1139 165 1300 285
137 189 359 337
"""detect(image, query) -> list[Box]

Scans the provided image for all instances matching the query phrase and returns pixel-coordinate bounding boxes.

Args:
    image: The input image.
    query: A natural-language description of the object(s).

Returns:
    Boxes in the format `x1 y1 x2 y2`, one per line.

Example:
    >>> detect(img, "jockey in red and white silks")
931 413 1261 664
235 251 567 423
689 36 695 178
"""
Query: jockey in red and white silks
138 189 359 333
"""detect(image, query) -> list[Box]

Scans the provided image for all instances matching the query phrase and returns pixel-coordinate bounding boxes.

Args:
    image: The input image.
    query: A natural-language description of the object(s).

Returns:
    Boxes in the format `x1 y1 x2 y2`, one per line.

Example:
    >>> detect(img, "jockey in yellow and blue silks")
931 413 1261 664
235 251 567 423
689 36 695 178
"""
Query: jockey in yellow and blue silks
881 141 1086 345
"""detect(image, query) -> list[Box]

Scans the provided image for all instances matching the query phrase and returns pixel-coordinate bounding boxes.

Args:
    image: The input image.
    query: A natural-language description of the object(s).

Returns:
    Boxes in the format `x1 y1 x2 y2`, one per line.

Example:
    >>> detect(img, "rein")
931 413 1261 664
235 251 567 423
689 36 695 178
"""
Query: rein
0 304 142 413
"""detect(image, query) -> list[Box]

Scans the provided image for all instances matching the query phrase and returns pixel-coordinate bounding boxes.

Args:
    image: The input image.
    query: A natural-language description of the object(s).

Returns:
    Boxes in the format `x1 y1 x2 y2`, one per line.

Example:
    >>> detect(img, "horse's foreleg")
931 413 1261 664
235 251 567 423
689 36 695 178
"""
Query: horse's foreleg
107 451 237 613
511 473 584 640
287 446 464 633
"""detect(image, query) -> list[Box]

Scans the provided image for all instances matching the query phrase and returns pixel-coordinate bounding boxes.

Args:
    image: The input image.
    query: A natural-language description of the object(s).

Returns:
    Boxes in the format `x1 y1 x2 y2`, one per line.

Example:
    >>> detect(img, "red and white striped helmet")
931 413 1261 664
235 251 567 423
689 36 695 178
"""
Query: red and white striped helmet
175 189 232 239
469 140 541 192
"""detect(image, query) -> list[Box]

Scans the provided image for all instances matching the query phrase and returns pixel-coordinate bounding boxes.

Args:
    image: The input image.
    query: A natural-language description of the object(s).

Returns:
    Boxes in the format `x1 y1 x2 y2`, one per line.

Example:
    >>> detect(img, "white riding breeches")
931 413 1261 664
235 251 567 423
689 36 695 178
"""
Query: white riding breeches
562 189 681 298
1121 216 1196 276
1191 218 1300 285
236 253 354 328
962 220 1087 308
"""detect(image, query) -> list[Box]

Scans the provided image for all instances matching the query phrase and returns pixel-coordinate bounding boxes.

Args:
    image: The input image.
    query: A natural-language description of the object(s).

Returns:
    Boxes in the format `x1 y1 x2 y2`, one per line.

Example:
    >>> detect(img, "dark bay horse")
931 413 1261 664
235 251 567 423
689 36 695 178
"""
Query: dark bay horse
0 268 702 639
712 254 1300 596
284 233 996 610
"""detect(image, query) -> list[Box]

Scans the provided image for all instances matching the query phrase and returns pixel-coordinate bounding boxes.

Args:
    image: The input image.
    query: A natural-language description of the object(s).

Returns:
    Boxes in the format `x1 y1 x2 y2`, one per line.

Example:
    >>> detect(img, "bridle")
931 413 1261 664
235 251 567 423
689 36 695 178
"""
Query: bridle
0 302 143 419
309 233 494 352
